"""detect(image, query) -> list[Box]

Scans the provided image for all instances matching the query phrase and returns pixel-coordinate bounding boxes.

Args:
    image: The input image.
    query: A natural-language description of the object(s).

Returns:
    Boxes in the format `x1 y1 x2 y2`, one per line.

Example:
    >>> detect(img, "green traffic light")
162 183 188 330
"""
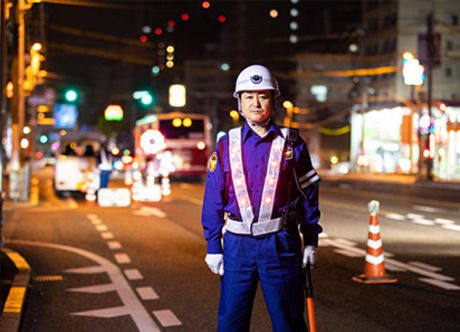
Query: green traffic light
141 94 153 106
65 89 78 102
39 134 48 144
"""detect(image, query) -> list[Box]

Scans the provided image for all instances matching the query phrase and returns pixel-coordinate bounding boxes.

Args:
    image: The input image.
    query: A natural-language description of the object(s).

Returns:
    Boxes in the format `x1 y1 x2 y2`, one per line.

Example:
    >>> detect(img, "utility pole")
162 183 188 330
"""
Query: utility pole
425 10 435 181
9 0 33 200
0 0 7 246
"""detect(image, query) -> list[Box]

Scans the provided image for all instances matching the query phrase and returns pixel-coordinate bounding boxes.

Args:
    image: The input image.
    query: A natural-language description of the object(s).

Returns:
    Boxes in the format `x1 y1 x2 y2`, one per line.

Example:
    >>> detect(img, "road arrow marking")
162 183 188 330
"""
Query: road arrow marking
7 240 162 332
67 284 116 294
72 306 129 318
133 207 167 218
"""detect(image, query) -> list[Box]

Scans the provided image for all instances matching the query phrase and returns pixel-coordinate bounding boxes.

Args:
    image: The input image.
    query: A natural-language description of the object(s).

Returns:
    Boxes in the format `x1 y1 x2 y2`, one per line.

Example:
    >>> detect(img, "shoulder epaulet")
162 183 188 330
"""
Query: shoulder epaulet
286 127 299 144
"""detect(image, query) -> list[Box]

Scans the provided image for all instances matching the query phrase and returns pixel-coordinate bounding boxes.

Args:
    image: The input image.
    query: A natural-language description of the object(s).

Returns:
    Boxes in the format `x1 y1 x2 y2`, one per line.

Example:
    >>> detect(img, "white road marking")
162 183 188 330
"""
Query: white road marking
6 240 161 331
384 261 408 272
136 287 159 300
384 213 406 221
434 218 455 225
320 236 459 290
406 213 424 219
114 253 131 264
409 261 442 272
442 224 460 232
101 232 115 240
91 219 103 225
107 241 122 250
333 238 357 246
72 306 128 318
133 207 167 218
87 214 98 220
418 278 460 290
124 269 143 280
67 284 116 293
333 249 363 257
65 266 106 274
152 309 182 327
96 225 109 232
413 205 440 213
412 219 435 226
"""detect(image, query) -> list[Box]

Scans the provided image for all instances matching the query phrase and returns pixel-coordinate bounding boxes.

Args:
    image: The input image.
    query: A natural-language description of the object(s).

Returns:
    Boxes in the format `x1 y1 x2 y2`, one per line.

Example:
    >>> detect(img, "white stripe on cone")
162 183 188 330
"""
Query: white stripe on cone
365 254 384 265
367 239 382 249
368 225 380 234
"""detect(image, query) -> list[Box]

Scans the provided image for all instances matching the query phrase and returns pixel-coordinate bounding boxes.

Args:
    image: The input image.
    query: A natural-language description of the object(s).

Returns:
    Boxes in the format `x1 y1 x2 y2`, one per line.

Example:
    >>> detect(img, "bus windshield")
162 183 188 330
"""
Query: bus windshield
159 119 205 139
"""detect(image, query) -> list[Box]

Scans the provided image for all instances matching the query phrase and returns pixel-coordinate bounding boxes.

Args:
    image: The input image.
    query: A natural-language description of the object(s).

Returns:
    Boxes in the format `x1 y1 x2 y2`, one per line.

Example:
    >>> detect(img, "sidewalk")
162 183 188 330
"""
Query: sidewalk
319 170 460 192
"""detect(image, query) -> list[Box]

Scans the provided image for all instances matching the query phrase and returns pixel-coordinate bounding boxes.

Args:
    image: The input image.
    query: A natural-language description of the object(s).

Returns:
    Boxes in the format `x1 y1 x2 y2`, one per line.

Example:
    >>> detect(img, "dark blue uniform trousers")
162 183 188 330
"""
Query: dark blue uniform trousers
218 231 308 332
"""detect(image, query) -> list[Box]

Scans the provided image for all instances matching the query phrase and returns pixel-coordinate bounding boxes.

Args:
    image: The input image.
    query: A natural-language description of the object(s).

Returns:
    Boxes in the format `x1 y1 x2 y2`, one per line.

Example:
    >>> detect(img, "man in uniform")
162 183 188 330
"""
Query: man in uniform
201 64 322 332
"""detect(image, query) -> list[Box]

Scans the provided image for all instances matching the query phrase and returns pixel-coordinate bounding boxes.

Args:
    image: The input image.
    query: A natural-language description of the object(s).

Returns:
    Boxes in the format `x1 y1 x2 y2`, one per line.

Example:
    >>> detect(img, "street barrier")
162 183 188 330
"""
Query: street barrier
353 200 398 284
97 188 131 207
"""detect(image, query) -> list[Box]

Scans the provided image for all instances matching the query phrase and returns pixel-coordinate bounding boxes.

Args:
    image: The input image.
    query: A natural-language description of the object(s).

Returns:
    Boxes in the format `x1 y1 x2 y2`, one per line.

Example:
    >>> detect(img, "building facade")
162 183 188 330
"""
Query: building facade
350 0 460 180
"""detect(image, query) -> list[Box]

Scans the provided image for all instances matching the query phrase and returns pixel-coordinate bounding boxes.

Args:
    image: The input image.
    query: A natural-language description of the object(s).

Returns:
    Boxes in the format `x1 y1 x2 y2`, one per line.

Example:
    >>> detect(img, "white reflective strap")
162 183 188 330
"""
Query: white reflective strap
367 239 382 249
368 225 381 234
258 129 286 222
300 174 320 189
365 254 384 265
225 217 251 234
226 217 282 236
229 128 254 224
298 169 316 183
252 218 282 236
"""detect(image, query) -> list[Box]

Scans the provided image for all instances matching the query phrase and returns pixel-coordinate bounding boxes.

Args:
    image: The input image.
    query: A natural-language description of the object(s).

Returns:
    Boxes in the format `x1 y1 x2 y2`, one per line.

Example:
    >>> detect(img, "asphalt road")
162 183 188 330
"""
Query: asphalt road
3 168 460 332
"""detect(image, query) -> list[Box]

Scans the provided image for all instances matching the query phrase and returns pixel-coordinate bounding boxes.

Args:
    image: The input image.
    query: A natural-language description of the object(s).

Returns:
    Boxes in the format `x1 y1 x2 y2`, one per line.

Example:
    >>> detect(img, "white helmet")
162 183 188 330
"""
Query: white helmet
233 64 280 98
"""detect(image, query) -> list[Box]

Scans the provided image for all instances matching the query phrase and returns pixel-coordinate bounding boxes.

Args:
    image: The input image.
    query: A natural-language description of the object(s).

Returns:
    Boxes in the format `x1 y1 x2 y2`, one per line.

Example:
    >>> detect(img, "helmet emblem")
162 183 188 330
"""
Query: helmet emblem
250 75 263 84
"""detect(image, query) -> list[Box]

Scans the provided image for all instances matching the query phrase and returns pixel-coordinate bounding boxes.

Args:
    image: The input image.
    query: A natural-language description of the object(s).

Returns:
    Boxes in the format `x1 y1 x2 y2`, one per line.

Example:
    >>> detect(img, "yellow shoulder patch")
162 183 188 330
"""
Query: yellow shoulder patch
283 146 293 159
208 152 218 172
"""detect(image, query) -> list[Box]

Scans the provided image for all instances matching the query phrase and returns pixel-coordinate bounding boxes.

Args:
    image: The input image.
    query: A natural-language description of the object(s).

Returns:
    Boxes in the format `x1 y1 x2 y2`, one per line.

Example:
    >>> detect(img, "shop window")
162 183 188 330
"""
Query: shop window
445 67 453 78
446 40 453 50
452 15 458 26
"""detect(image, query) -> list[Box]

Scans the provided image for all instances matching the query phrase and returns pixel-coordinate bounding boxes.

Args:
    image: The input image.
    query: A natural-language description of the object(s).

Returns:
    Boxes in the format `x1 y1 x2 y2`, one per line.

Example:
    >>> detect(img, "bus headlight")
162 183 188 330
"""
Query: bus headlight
196 141 206 150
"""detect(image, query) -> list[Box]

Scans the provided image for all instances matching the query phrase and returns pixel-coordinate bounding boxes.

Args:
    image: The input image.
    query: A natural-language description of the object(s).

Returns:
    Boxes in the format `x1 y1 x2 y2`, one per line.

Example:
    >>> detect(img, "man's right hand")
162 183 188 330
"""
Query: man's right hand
205 254 224 276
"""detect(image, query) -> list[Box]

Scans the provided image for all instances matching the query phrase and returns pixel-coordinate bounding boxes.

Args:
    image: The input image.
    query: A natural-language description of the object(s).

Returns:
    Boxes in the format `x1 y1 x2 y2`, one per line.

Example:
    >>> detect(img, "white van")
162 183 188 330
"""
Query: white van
54 132 106 196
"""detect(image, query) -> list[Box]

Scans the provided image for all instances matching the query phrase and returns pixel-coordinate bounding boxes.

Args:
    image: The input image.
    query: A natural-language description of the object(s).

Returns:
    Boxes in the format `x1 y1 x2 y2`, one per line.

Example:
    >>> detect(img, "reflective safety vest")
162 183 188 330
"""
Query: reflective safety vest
225 127 289 236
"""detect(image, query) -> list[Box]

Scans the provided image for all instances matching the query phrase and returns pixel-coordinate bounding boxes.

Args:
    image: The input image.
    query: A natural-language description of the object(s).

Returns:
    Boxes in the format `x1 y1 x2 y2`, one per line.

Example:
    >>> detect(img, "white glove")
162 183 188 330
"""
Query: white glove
205 254 224 276
302 245 317 268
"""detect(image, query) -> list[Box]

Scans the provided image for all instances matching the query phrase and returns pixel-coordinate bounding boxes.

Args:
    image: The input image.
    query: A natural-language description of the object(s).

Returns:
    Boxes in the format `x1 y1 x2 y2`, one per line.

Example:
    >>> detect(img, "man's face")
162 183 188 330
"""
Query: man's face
240 90 274 124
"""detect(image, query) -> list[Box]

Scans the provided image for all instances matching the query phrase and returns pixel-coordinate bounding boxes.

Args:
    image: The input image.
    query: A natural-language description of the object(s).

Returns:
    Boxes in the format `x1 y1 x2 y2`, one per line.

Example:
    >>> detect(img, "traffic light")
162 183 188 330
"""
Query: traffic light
133 90 154 106
64 89 78 102
39 134 48 144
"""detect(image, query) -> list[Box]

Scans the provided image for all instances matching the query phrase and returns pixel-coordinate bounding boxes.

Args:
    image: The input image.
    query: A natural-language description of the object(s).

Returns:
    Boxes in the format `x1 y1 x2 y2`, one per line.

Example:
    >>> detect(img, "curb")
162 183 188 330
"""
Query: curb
0 248 31 332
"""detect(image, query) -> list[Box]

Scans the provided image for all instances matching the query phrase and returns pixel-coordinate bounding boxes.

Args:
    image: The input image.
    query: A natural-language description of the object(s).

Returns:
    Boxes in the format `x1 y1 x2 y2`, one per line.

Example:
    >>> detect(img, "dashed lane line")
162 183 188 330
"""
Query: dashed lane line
136 287 159 300
133 207 167 218
114 253 131 264
124 269 144 280
101 232 115 240
85 214 183 328
107 241 122 250
152 310 182 327
6 240 161 332
95 225 109 232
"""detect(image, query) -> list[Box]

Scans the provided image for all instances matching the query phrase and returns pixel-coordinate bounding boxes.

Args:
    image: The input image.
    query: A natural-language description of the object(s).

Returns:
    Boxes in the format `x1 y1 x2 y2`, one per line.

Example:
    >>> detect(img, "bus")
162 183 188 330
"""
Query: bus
133 112 211 177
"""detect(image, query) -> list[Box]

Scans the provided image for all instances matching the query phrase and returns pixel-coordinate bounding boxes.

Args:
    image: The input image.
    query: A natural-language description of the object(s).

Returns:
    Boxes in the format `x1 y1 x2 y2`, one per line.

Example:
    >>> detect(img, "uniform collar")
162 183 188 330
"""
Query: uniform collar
242 120 282 142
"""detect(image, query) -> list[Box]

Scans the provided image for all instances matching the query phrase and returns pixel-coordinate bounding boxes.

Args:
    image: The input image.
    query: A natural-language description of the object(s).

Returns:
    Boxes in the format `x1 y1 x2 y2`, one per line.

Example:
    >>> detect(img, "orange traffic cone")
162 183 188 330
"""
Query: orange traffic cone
353 200 398 284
